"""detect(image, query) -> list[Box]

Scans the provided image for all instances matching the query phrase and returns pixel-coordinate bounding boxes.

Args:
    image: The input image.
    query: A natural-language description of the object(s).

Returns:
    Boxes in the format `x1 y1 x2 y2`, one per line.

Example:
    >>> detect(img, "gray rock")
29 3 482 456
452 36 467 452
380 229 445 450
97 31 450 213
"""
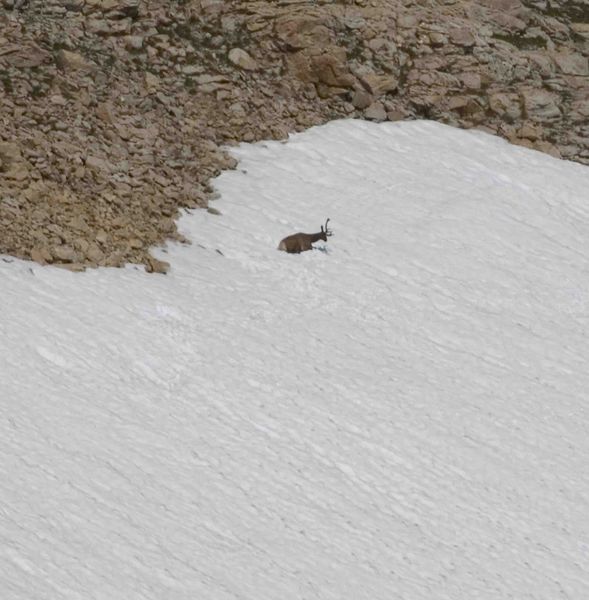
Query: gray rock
489 92 521 121
461 72 482 90
553 52 589 76
125 36 144 51
449 27 476 47
358 73 398 96
521 89 561 121
398 15 418 28
352 88 373 110
364 101 387 121
86 156 111 172
570 100 589 122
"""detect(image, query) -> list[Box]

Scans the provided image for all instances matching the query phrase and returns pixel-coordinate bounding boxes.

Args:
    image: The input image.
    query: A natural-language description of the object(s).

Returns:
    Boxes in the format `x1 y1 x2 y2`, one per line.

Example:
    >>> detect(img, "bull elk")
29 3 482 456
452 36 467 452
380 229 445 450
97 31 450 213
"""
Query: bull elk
277 218 333 254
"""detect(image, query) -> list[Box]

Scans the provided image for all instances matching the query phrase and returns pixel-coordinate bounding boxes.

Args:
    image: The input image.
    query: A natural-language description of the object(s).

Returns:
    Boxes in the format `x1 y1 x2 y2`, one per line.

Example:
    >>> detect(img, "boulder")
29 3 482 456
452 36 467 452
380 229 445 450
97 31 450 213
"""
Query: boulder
449 27 476 47
30 247 52 264
311 50 355 88
1 45 50 68
52 244 77 263
358 73 398 96
489 92 521 121
85 156 111 172
0 142 29 181
275 15 330 50
521 89 561 121
145 255 170 274
352 88 373 109
364 101 387 121
570 100 589 122
287 46 355 89
461 72 482 90
228 48 258 71
553 52 589 76
56 50 95 73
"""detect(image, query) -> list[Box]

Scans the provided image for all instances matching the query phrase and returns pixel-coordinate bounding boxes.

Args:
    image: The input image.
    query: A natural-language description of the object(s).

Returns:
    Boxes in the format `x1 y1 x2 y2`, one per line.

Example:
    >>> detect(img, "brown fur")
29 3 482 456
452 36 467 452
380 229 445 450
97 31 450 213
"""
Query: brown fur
278 219 333 254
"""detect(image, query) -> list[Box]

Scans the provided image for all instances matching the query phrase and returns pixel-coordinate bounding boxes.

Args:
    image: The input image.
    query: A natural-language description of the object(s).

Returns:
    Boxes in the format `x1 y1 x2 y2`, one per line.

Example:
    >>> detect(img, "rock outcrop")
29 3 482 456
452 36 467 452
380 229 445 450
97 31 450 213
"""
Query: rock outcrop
0 0 587 270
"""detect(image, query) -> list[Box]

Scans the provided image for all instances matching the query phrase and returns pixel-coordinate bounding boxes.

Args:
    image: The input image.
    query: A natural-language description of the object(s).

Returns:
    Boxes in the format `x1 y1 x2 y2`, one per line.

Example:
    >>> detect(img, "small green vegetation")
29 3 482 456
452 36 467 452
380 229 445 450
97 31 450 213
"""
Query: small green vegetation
492 33 547 50
0 70 13 94
545 1 589 22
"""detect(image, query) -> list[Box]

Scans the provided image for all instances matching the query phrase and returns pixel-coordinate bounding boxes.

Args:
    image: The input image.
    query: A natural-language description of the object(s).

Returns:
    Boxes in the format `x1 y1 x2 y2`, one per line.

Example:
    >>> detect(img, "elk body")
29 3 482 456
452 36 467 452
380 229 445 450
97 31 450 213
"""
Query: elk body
278 219 333 254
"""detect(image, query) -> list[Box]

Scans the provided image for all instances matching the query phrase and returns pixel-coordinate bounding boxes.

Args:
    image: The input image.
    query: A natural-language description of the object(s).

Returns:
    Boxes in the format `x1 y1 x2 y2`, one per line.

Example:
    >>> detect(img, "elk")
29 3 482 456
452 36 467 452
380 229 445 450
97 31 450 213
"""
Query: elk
277 218 333 254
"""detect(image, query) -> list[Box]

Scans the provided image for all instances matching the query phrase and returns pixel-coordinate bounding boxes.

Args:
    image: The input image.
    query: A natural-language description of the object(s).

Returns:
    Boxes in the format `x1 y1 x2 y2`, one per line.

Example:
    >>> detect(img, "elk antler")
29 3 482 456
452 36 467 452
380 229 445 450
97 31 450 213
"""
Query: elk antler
324 218 333 236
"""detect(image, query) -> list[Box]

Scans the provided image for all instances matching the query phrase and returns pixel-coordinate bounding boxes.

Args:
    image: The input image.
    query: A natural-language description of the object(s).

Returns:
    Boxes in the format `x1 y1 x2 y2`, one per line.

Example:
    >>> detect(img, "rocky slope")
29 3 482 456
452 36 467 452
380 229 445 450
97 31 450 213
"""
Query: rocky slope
1 0 587 271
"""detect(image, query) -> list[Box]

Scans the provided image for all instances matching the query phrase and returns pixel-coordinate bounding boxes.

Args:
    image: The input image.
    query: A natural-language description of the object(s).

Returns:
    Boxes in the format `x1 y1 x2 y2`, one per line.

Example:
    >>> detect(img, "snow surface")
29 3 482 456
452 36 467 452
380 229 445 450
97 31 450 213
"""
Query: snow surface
2 120 589 599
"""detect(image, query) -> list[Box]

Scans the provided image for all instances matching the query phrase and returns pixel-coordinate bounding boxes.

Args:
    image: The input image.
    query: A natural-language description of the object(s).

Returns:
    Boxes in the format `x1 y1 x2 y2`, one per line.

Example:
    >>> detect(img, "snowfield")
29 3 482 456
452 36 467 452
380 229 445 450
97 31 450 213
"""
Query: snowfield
2 120 589 599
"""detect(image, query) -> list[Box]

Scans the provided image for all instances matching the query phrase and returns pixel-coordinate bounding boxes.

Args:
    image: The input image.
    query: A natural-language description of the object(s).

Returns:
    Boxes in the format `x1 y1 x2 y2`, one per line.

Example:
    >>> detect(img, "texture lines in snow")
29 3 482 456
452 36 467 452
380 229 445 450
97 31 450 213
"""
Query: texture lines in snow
2 121 589 599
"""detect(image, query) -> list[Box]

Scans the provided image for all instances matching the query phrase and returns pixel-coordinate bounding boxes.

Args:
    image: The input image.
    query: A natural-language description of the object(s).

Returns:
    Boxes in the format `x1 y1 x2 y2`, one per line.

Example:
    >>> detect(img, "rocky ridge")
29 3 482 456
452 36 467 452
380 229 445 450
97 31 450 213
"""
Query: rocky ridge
0 0 587 271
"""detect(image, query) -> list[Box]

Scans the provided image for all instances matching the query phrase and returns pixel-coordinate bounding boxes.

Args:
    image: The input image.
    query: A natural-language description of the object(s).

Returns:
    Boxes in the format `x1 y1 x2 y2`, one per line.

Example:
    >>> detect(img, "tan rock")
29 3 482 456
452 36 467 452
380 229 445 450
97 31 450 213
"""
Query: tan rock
513 138 535 151
490 13 527 33
526 52 555 78
553 52 589 76
50 95 68 106
570 100 589 122
56 50 95 73
86 0 119 9
315 83 346 99
1 45 50 68
449 27 476 47
145 256 170 274
386 110 406 122
311 50 355 88
201 0 223 15
521 89 561 122
88 19 128 35
275 15 330 50
489 92 521 121
358 73 398 96
429 32 448 46
0 142 22 164
228 48 258 71
75 238 90 254
30 247 52 264
55 263 86 272
364 101 387 121
0 142 29 181
52 245 77 263
518 122 541 141
461 72 482 90
70 216 89 232
479 0 521 10
86 156 111 172
352 88 373 109
145 72 160 92
398 15 418 28
571 23 589 38
96 103 114 124
534 140 561 158
448 96 470 110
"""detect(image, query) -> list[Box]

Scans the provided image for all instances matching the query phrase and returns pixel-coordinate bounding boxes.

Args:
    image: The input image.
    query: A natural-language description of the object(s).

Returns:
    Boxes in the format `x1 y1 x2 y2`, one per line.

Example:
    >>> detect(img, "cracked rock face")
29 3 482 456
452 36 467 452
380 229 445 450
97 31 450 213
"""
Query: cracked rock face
0 0 587 270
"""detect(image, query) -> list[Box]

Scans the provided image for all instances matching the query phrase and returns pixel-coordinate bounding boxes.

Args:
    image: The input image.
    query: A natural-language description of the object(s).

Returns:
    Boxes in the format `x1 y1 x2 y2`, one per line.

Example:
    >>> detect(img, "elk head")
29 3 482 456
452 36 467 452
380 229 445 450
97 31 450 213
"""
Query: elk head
319 218 333 242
